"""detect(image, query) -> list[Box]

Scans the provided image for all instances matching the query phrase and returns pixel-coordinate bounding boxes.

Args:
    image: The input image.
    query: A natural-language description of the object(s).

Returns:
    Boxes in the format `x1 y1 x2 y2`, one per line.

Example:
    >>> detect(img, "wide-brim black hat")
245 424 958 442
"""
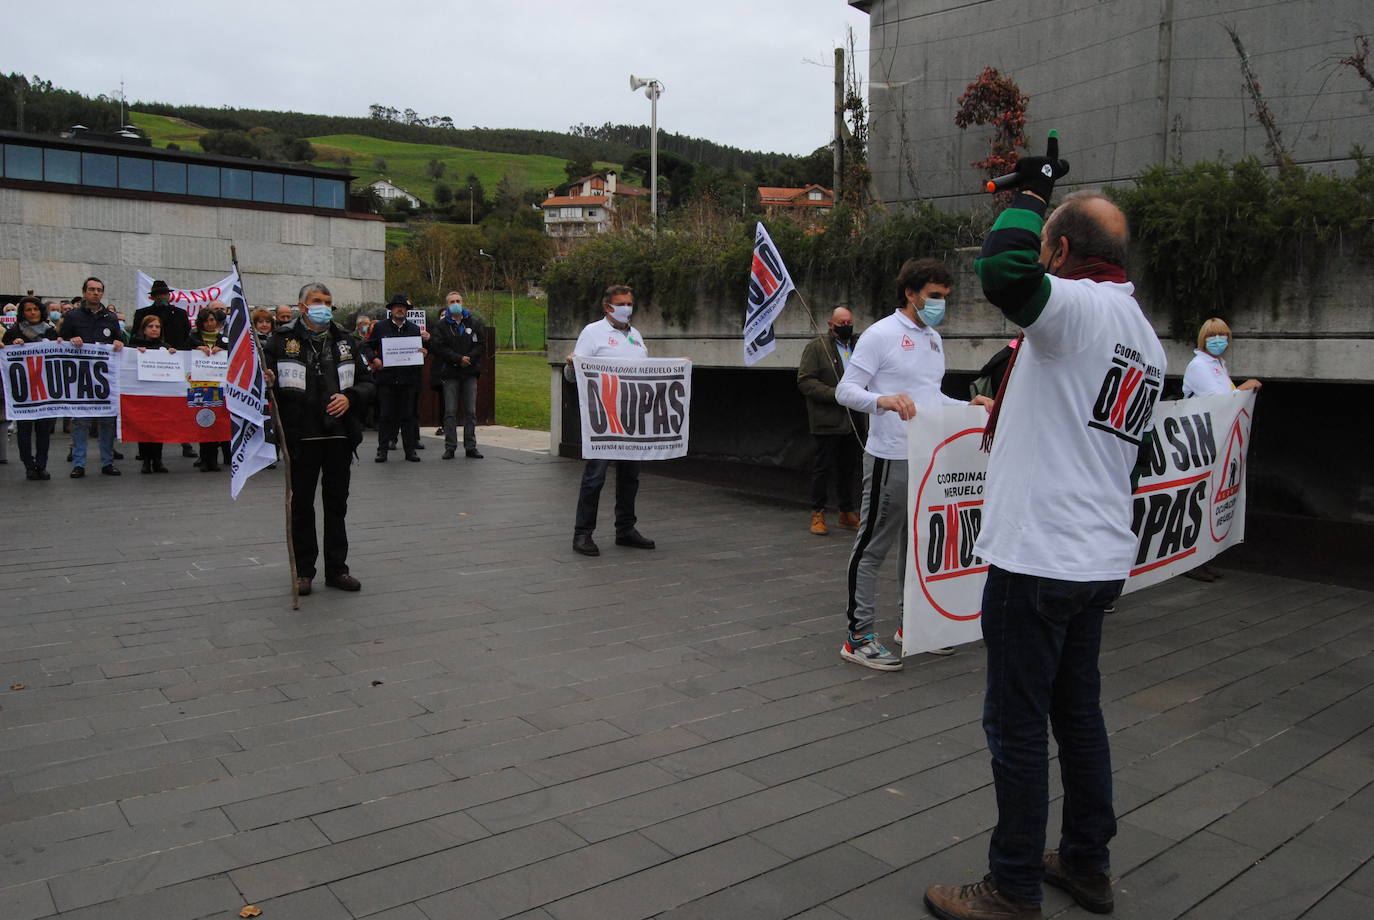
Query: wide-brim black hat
149 280 172 297
386 294 411 308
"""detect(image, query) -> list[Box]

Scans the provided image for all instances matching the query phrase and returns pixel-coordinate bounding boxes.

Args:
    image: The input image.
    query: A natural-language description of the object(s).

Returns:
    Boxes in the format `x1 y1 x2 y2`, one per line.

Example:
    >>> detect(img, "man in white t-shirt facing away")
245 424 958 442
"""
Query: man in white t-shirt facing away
924 149 1166 919
835 259 993 671
564 284 657 557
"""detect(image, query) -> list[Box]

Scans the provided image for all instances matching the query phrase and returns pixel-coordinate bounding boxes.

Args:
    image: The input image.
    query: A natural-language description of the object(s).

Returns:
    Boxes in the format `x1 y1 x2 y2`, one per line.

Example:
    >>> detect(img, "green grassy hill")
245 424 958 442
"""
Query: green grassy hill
129 111 624 204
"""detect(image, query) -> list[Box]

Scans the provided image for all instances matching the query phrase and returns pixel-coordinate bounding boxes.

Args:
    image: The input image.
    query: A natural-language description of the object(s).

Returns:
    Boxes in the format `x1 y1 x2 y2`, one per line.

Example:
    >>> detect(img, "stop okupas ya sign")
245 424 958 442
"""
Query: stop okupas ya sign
2 341 121 419
900 392 1256 655
573 356 691 460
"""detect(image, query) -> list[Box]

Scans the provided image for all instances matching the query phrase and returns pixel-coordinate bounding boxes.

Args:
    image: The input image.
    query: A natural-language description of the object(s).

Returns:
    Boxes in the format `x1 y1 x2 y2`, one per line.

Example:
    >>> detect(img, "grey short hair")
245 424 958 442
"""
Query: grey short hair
297 282 332 303
1043 191 1130 267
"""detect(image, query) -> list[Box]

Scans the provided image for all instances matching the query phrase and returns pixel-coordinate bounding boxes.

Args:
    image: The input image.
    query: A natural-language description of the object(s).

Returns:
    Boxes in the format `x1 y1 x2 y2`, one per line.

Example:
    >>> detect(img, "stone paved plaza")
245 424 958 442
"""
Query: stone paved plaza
2 433 1372 919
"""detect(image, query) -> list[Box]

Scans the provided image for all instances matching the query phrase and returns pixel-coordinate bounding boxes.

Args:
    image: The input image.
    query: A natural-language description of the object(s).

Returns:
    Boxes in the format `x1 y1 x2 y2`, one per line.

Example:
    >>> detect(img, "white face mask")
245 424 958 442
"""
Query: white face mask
609 303 633 324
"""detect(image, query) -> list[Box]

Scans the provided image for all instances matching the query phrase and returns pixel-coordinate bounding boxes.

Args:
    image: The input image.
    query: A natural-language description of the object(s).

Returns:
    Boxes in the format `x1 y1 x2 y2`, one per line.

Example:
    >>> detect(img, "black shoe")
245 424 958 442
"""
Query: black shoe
200 463 219 472
70 466 85 478
434 427 443 436
325 573 362 591
37 469 51 481
152 463 169 473
182 444 196 458
141 460 153 474
375 452 387 463
465 449 483 459
405 454 421 462
415 443 425 450
573 534 600 556
26 468 40 481
113 450 124 460
615 529 655 550
297 577 313 596
101 465 121 476
442 449 456 459
1044 850 1113 914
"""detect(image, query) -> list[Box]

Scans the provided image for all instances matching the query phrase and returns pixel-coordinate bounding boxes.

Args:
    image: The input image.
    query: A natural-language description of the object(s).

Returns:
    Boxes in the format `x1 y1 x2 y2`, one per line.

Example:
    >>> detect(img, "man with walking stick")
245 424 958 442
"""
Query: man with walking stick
261 282 374 595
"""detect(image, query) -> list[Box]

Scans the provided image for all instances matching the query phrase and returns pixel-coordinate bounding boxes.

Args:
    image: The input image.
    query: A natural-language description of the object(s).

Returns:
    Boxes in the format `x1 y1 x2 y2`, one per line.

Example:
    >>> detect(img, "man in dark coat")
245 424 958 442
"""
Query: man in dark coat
428 290 486 459
796 306 866 535
262 282 375 594
60 277 125 477
363 294 428 462
132 279 192 350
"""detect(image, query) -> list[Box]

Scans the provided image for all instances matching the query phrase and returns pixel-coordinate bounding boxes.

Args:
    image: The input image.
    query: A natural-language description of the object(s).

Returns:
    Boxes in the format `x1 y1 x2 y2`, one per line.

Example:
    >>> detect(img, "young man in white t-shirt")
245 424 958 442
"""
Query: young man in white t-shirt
563 284 657 557
834 259 992 671
924 163 1166 916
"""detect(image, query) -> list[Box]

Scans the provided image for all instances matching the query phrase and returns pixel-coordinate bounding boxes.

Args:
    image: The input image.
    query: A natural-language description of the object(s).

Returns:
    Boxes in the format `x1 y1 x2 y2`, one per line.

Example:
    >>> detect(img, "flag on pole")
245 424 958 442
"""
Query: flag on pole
743 222 796 366
223 266 276 498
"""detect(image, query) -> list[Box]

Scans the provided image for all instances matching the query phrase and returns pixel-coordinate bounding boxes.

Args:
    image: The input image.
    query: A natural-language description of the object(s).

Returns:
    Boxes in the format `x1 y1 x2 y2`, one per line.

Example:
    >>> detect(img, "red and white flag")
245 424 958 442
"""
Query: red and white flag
743 222 796 366
117 351 230 443
222 265 276 499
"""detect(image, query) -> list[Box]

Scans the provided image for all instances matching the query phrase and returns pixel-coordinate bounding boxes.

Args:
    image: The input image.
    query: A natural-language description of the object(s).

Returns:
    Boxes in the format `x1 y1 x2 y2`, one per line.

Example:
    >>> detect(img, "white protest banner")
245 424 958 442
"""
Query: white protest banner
1 341 121 419
189 350 229 382
137 349 186 382
900 391 1257 655
406 308 427 332
381 336 425 367
136 270 236 319
572 356 691 460
743 222 795 366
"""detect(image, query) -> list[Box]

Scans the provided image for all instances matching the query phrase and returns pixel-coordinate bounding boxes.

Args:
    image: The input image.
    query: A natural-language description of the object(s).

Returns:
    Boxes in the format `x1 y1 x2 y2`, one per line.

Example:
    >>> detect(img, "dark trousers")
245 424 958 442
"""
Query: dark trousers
575 459 639 536
442 377 478 451
810 433 861 512
18 419 55 471
981 564 1122 904
377 383 418 455
139 442 164 463
289 438 353 580
198 442 221 469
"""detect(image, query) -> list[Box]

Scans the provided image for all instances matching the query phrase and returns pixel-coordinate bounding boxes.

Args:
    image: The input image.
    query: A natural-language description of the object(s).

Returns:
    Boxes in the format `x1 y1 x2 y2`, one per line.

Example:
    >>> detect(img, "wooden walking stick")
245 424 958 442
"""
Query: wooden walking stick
229 245 300 609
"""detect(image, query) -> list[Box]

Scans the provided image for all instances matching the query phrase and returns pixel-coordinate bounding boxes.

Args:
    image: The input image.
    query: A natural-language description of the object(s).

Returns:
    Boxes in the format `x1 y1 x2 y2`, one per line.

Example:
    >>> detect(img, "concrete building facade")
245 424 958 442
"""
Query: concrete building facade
852 0 1374 209
0 130 384 309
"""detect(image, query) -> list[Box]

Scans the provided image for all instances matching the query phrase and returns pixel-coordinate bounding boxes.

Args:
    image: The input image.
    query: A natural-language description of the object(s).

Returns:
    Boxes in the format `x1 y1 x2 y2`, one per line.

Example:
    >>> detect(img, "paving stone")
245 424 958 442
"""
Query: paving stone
558 767 765 843
0 879 55 920
1111 830 1265 919
1300 885 1374 920
468 762 678 834
32 876 242 920
119 755 357 825
221 758 453 830
1125 768 1272 840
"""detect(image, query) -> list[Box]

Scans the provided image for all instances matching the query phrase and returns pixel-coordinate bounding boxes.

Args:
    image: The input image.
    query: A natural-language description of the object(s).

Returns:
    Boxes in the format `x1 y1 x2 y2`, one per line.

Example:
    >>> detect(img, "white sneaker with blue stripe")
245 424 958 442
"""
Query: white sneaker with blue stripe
841 633 903 671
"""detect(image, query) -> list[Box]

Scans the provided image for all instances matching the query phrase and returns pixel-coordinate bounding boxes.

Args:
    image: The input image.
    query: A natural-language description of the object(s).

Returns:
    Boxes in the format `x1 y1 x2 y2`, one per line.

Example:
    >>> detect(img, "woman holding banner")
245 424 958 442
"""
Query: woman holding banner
2 296 58 480
187 308 231 472
130 315 180 474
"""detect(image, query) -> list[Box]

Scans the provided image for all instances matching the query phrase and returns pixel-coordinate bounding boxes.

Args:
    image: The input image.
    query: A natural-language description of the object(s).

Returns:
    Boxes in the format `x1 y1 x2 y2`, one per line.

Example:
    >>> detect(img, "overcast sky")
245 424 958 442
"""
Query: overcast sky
7 0 870 156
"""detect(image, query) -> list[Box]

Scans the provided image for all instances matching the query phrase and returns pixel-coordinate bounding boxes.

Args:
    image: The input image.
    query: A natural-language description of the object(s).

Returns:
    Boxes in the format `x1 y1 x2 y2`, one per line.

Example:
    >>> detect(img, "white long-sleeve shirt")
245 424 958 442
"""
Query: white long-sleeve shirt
835 309 962 460
1182 350 1235 397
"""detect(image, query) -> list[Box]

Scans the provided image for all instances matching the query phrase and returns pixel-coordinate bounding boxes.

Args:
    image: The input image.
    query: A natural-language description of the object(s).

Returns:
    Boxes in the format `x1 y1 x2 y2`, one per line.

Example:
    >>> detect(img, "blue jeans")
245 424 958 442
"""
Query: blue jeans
574 459 639 537
981 565 1122 904
442 377 477 451
71 416 116 469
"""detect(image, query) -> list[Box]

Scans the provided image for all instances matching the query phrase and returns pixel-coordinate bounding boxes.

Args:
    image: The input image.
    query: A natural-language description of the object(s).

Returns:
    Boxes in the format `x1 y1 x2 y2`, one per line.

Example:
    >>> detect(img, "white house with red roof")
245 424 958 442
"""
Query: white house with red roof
757 184 834 218
539 169 650 242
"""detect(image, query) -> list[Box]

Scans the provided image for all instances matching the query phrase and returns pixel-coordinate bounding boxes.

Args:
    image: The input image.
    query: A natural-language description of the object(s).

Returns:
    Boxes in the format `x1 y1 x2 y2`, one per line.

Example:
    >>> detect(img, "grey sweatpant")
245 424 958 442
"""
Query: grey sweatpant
845 453 908 637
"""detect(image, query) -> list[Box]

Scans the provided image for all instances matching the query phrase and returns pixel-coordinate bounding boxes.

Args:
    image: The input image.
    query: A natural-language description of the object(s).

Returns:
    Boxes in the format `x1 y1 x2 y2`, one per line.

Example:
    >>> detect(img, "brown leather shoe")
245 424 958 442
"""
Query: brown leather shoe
924 876 1042 920
1043 850 1113 913
809 511 829 535
325 573 362 591
838 511 861 529
296 577 312 596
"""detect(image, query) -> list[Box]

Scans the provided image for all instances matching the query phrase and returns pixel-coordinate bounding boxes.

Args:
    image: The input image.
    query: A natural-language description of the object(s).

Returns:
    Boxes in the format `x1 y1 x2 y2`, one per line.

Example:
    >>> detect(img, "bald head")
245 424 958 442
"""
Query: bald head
1040 191 1129 275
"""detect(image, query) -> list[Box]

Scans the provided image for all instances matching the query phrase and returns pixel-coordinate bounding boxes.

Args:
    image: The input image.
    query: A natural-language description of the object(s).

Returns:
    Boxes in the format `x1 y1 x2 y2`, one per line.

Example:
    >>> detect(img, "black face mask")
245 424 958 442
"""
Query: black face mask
832 324 854 342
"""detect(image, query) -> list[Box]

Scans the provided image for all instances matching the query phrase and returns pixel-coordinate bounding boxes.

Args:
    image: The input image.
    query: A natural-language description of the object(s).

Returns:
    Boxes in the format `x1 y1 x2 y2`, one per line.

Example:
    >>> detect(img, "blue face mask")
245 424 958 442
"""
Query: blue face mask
49 310 62 322
917 298 946 327
306 305 333 326
447 303 466 316
1205 335 1228 356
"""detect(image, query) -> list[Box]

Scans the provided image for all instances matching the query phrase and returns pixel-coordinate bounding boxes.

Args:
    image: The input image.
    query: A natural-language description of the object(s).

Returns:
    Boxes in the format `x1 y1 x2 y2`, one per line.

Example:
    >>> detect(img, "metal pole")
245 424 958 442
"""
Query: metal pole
833 48 844 199
649 84 659 231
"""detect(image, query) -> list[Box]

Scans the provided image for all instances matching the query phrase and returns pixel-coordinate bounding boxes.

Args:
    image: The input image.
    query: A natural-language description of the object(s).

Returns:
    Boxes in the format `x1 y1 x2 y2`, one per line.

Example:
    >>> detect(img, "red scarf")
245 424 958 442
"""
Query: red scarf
979 260 1128 452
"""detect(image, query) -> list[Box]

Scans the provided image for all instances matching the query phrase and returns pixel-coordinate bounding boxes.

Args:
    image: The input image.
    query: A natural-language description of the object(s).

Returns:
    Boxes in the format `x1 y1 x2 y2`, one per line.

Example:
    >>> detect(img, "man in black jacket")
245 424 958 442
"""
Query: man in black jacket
428 291 485 459
363 294 428 462
262 282 375 594
132 280 192 350
796 306 865 535
61 277 125 477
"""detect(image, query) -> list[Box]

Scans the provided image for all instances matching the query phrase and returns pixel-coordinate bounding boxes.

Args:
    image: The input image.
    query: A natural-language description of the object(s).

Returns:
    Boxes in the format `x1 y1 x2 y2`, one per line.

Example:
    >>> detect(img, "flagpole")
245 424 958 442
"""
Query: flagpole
230 245 300 610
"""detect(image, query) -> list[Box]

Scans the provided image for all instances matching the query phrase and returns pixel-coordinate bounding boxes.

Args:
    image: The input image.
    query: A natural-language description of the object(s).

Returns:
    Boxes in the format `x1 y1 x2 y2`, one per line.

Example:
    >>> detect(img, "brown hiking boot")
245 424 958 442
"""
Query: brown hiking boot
838 510 861 529
809 511 829 535
1043 850 1113 913
924 876 1042 920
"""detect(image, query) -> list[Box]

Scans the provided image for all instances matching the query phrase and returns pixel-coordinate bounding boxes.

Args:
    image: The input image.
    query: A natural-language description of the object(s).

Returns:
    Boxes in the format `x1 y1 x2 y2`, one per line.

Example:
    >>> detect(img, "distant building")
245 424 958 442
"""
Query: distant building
365 178 421 209
0 129 384 306
539 170 649 244
757 184 835 218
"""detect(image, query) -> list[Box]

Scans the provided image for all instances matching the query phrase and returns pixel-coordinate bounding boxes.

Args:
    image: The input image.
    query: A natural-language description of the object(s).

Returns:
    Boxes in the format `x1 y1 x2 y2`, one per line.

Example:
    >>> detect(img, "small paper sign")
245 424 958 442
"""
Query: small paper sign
137 349 185 382
189 350 228 382
381 336 424 367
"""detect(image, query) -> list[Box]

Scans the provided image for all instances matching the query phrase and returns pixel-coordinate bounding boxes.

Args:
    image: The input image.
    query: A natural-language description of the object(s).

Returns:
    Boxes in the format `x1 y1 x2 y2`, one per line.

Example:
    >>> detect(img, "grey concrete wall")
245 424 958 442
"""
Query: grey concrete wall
548 247 1374 384
0 188 385 308
859 0 1374 209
